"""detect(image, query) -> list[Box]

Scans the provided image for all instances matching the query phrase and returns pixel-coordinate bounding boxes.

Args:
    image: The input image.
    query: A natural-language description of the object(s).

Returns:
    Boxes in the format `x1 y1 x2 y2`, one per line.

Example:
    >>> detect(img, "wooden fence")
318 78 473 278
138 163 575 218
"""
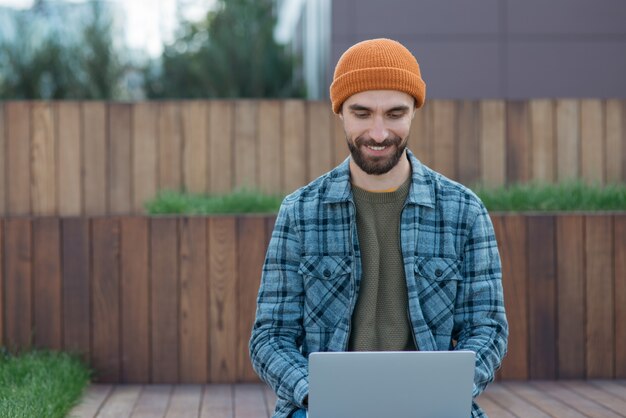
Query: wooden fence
0 99 624 217
0 214 624 383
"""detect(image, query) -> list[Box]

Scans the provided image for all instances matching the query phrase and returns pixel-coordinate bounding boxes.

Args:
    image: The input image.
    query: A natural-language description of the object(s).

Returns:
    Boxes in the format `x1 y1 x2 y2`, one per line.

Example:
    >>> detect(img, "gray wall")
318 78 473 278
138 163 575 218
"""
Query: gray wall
331 0 626 99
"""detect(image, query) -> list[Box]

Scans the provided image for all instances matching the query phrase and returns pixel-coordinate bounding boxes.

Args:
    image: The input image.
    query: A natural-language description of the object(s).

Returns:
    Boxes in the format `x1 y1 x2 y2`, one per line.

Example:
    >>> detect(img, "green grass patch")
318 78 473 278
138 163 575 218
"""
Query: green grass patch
0 349 91 418
145 188 284 215
474 181 626 212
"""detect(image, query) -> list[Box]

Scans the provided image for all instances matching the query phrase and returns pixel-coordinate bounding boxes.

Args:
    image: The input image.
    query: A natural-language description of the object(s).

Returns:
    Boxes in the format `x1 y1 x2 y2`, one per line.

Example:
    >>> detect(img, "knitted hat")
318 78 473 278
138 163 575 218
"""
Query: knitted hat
330 38 426 114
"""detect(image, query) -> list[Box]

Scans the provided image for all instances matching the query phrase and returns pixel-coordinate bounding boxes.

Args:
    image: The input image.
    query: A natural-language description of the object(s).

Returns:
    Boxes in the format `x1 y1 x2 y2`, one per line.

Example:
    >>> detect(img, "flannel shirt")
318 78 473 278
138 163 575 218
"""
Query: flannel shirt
249 149 508 418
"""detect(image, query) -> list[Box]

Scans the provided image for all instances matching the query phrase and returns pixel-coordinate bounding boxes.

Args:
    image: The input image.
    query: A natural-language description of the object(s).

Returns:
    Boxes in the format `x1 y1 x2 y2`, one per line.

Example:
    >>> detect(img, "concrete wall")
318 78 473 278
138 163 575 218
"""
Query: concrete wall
331 0 626 99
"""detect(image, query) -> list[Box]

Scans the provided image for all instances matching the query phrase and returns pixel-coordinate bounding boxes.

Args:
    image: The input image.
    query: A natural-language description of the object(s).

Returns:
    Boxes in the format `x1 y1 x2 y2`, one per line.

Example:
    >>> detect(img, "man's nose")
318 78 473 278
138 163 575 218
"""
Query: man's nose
369 116 388 142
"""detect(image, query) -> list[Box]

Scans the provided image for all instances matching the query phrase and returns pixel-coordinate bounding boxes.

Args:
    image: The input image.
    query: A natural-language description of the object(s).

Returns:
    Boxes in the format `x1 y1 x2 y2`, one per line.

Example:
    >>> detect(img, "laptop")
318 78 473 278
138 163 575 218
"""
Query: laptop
308 351 475 418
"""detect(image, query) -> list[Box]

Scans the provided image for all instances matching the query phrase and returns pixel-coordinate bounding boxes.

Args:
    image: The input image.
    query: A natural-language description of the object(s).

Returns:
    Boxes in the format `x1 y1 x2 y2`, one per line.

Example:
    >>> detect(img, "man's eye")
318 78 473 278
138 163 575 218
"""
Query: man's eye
355 112 369 118
388 112 404 119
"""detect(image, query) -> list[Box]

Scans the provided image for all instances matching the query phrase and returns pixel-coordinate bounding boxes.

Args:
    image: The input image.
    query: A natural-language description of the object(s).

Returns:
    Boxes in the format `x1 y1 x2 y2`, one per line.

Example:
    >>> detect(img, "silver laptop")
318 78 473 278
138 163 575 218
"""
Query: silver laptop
308 351 475 418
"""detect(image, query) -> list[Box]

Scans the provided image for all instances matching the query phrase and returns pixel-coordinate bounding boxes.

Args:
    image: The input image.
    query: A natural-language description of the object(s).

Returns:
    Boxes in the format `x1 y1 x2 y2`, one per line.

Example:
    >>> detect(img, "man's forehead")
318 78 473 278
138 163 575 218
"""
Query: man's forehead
344 90 414 109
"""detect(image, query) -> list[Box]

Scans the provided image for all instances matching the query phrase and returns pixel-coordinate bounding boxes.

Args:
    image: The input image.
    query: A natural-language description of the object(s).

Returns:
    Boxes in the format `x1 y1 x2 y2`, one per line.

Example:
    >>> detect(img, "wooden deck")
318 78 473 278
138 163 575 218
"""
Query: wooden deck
69 380 626 418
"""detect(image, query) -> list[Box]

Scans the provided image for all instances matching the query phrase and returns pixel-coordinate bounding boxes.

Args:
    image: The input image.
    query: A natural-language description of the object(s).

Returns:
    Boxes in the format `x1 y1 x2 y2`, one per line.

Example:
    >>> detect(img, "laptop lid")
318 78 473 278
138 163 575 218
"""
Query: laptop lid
308 351 475 418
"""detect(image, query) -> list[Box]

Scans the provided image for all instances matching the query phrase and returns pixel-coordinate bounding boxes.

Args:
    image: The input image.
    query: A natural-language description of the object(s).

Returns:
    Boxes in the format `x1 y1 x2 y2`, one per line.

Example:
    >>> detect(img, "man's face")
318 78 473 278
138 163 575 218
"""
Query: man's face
340 90 415 175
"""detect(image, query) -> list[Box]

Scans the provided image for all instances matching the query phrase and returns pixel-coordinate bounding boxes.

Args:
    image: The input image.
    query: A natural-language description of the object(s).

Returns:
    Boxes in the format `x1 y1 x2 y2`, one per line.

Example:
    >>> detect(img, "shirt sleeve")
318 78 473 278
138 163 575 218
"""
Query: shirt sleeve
249 198 309 408
453 202 509 398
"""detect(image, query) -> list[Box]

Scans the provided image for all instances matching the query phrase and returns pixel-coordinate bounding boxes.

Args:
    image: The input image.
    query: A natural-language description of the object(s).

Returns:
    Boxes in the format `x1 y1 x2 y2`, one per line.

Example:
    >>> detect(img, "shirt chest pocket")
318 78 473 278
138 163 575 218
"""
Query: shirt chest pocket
414 257 462 329
298 255 352 329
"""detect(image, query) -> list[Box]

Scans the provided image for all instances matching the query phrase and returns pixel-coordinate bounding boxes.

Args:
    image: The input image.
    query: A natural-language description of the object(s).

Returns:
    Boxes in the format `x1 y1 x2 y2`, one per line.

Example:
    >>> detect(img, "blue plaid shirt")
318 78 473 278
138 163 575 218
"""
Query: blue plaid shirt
250 149 508 418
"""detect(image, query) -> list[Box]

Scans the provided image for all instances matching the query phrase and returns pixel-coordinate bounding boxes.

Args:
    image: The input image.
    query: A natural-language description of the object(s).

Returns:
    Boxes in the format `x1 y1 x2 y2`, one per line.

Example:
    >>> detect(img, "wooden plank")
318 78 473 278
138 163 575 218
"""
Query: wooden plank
263 385 277 417
561 381 626 417
179 217 208 383
234 100 258 189
501 381 587 418
164 385 203 418
307 101 333 182
95 385 142 418
132 102 158 213
109 103 132 214
32 218 62 350
282 100 306 193
556 215 585 378
69 384 114 418
457 101 480 186
581 99 605 184
492 215 528 379
605 100 623 183
409 101 434 168
158 102 183 191
476 391 517 418
31 101 57 215
0 103 5 215
556 99 581 181
208 217 238 383
4 218 32 351
480 100 506 187
62 218 91 360
258 101 282 194
527 215 557 379
181 101 208 194
130 385 172 418
208 100 233 193
237 217 266 382
614 215 626 378
92 218 121 383
506 101 531 184
57 101 82 215
530 99 555 183
586 215 614 378
151 217 179 383
200 384 233 418
532 381 622 418
484 384 551 417
120 217 150 383
83 102 107 215
432 100 456 180
333 111 348 168
590 380 626 402
6 102 31 215
234 384 268 418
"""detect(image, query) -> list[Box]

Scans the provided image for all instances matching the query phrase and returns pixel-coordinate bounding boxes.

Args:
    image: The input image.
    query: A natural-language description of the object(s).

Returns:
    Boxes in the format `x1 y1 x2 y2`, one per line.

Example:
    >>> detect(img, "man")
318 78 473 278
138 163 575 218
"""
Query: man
250 38 508 418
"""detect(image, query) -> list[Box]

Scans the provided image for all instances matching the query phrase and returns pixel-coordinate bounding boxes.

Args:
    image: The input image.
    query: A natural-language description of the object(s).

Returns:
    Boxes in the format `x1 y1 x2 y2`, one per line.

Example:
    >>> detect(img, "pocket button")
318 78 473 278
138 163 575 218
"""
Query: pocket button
323 269 332 277
434 268 443 278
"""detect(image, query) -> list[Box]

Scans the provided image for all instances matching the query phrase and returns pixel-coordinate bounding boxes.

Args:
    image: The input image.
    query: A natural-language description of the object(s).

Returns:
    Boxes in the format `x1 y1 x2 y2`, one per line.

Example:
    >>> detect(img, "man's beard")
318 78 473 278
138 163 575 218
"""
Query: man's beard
347 134 408 175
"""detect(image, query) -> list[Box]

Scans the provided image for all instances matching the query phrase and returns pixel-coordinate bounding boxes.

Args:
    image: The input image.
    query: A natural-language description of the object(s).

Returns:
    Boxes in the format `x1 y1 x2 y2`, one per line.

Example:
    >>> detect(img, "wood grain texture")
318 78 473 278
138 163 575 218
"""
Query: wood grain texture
410 101 433 168
130 385 172 418
234 100 258 189
57 101 82 215
109 103 132 214
182 101 208 194
282 100 306 193
179 217 208 383
614 214 626 378
506 101 531 184
4 219 32 350
31 101 57 215
307 101 333 182
530 100 555 182
151 217 179 383
83 102 107 215
605 100 623 183
200 384 233 418
527 216 557 379
237 217 265 382
585 215 614 378
432 100 457 180
234 384 268 418
556 215 585 378
258 101 282 194
208 217 238 383
68 384 114 418
480 101 506 187
132 102 158 213
92 217 121 382
62 218 91 360
457 101 480 186
32 218 62 350
158 102 183 191
208 100 233 193
120 217 150 383
492 215 528 379
581 99 605 184
6 102 31 214
0 104 5 214
95 385 142 418
165 385 203 418
556 100 580 182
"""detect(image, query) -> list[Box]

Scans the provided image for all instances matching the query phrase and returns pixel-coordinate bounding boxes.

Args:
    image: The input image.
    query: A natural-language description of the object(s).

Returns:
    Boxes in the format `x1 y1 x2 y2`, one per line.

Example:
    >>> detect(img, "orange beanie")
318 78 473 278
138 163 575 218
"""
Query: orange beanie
330 38 426 114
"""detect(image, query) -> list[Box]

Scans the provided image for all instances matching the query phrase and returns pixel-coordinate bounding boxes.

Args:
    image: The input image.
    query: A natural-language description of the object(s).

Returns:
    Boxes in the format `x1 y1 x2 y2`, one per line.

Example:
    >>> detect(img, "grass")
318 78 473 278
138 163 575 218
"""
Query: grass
144 182 626 214
0 349 91 418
